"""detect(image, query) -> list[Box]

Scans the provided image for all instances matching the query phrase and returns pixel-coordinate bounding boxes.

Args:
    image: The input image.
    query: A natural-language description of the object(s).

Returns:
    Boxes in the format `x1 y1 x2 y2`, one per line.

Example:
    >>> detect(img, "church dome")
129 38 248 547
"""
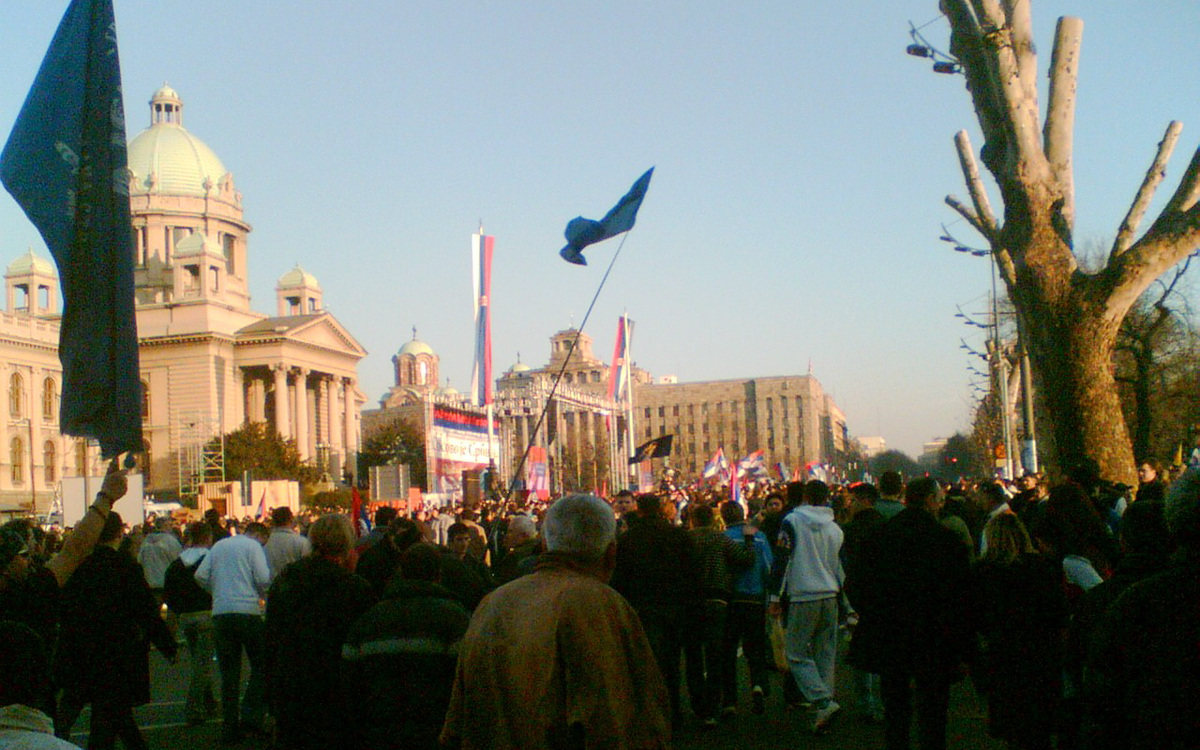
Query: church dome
398 337 434 358
127 86 229 198
6 249 57 278
508 361 531 374
278 265 320 289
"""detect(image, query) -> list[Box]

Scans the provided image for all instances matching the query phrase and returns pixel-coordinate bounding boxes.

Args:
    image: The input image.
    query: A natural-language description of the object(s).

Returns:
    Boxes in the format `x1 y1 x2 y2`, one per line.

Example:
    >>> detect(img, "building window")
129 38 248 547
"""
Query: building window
10 437 23 484
659 425 666 436
9 373 23 417
210 266 220 292
222 233 237 274
592 371 601 383
687 404 694 417
702 403 709 415
702 423 709 434
43 440 55 484
688 424 694 435
564 373 573 385
75 440 87 477
657 406 665 418
645 426 651 438
703 441 710 453
42 377 55 420
644 408 651 419
141 439 152 485
672 405 679 417
141 380 150 419
716 402 723 413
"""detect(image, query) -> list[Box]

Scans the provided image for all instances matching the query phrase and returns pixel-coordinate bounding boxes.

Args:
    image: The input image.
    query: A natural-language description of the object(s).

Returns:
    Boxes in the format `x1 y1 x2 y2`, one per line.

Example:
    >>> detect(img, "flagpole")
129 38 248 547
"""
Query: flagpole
505 231 634 500
623 314 637 490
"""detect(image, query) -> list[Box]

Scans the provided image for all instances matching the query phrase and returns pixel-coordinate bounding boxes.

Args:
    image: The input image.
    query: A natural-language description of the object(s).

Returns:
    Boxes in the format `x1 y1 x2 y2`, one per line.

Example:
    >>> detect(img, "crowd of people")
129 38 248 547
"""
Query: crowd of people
1 455 1198 750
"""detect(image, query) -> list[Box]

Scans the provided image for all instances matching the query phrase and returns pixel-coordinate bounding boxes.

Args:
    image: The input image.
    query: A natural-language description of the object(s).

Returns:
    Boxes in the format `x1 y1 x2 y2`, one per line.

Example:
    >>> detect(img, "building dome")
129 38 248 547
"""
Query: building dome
6 249 57 278
397 330 434 358
508 361 531 374
127 87 229 198
277 265 320 289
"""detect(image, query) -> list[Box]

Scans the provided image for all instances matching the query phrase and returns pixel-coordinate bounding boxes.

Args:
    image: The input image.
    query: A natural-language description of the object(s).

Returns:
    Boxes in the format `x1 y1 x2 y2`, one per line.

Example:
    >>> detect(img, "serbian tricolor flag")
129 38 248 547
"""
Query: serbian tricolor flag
607 315 633 402
737 450 765 478
775 462 789 482
470 230 494 406
702 447 727 479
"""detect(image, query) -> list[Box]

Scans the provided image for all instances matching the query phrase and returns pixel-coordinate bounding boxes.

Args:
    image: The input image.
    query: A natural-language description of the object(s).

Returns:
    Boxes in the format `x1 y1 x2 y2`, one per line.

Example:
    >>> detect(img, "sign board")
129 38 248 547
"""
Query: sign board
61 473 144 528
427 405 500 502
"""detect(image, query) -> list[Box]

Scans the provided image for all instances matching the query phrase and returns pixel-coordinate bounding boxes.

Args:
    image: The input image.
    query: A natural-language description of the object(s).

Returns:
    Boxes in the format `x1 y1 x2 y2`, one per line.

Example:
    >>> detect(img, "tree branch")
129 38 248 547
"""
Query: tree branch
1111 122 1183 260
1163 143 1200 215
1044 16 1083 235
954 130 1000 234
971 0 1050 182
943 1 1009 173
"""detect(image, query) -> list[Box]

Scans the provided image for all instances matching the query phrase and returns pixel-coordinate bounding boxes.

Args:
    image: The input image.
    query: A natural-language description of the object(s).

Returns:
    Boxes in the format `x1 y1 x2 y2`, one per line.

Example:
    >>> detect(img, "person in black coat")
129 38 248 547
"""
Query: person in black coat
971 512 1065 750
265 514 374 750
343 543 470 750
845 477 972 750
56 511 177 750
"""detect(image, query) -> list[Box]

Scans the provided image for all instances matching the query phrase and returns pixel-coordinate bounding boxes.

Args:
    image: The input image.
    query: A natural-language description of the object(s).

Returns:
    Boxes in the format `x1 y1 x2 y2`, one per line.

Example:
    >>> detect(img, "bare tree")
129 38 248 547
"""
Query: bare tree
936 1 1200 484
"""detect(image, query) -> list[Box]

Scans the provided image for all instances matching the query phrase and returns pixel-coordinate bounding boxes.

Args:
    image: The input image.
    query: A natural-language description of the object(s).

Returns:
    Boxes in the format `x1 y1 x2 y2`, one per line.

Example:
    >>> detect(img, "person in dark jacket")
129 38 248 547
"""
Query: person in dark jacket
684 503 753 725
610 493 701 726
55 511 177 750
971 512 1065 750
845 478 972 750
841 482 886 722
162 521 216 725
265 514 374 750
354 516 424 599
343 543 470 750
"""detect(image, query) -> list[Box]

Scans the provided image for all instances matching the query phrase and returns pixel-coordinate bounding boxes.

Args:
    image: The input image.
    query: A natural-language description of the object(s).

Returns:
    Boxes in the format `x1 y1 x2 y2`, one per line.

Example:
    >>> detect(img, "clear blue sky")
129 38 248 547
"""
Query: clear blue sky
2 1 1199 457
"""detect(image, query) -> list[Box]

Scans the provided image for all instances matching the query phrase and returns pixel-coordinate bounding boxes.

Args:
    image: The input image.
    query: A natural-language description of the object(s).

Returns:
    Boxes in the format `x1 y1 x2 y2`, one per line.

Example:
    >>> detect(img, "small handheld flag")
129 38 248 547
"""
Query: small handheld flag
560 168 654 266
630 435 673 464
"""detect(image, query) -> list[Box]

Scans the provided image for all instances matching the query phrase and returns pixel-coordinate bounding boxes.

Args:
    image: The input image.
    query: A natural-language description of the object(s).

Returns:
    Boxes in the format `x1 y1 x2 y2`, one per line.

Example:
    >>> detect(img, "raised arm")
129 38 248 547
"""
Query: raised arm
47 458 126 587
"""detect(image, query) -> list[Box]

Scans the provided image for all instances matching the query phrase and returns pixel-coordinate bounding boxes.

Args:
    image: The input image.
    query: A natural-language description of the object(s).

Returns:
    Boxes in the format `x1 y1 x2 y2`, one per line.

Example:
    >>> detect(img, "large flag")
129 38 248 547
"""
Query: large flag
629 435 673 464
559 168 654 265
702 447 728 479
470 230 494 406
606 315 633 402
0 0 142 459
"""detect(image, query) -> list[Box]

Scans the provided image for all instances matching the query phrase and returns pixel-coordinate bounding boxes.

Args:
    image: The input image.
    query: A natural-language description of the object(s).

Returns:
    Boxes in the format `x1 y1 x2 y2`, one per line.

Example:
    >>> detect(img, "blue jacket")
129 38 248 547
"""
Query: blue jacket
724 523 773 600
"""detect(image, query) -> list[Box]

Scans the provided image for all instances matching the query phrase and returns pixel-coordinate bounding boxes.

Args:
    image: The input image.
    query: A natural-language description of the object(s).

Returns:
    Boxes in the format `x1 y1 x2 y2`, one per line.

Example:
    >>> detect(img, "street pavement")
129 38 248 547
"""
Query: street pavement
64 638 1005 750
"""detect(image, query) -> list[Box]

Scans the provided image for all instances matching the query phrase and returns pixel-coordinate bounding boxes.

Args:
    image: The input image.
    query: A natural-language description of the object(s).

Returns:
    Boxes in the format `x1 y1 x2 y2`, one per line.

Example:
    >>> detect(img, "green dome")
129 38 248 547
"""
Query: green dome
6 249 57 277
278 265 320 289
398 338 434 357
127 87 228 198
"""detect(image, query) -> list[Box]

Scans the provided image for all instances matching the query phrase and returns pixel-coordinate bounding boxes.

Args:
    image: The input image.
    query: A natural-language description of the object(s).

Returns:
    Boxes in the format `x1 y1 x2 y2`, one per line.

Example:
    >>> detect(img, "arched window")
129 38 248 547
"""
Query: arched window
75 439 88 477
9 373 23 417
11 437 24 484
43 440 55 484
42 377 55 420
140 380 150 420
418 360 428 385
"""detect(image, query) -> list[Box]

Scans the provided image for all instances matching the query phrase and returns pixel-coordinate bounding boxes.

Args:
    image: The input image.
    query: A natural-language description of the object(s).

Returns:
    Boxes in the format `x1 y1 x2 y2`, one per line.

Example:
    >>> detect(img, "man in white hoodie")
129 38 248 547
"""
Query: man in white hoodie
769 480 844 733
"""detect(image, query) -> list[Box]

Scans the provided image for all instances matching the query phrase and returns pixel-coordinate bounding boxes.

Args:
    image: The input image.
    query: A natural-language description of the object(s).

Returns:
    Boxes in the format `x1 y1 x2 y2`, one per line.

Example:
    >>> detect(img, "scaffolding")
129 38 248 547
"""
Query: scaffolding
174 410 225 502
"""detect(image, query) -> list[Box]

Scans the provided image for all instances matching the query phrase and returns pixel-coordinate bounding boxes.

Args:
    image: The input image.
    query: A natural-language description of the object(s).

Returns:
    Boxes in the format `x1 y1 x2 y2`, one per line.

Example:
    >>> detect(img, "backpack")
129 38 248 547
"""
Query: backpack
163 554 212 615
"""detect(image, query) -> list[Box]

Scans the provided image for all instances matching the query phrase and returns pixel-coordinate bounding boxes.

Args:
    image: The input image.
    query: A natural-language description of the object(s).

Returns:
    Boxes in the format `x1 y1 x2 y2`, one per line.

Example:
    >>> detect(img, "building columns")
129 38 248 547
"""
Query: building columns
273 364 290 439
294 368 309 461
326 377 341 454
342 377 356 456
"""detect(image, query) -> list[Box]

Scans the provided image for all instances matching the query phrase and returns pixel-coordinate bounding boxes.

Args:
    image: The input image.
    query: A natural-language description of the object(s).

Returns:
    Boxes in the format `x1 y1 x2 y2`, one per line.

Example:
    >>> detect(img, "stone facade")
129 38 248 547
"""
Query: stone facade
633 374 850 478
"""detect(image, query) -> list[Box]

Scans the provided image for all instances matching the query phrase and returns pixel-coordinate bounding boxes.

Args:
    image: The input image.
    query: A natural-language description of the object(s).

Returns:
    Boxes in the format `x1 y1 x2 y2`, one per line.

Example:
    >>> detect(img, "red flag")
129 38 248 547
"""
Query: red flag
350 486 364 539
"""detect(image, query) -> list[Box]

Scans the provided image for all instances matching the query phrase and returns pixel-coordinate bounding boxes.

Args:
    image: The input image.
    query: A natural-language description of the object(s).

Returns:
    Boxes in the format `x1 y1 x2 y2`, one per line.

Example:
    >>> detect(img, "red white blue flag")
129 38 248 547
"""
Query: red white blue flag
607 315 633 402
737 450 765 478
470 231 494 406
702 447 728 479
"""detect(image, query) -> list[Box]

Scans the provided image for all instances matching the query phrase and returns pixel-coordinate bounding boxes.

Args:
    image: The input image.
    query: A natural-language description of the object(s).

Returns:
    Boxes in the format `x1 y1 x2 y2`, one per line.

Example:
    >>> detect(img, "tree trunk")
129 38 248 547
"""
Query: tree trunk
1019 291 1136 485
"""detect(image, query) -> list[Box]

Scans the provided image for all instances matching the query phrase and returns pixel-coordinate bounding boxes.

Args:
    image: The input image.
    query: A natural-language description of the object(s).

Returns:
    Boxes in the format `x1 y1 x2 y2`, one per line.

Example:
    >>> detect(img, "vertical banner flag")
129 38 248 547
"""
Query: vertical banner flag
0 0 143 459
470 230 494 406
559 168 654 266
606 315 633 402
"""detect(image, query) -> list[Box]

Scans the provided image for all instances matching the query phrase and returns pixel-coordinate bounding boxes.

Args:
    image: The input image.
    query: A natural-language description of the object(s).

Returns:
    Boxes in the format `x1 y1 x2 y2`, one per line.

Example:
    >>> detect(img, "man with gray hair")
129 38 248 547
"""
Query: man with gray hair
441 494 671 750
1085 467 1200 750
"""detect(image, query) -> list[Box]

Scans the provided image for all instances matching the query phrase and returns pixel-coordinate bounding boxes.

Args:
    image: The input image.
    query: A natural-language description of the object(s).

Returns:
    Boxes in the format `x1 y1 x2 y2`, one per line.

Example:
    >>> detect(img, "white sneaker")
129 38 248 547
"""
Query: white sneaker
811 700 840 733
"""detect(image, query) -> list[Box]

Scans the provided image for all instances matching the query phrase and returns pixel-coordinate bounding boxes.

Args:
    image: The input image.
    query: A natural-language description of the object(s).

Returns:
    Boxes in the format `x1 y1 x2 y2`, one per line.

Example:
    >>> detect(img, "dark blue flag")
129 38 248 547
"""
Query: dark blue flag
560 167 654 265
0 0 143 458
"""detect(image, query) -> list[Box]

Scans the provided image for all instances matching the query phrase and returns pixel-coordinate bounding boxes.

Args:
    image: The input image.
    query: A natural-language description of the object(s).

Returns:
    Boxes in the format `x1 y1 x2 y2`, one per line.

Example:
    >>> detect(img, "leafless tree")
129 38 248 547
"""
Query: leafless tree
936 1 1200 484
